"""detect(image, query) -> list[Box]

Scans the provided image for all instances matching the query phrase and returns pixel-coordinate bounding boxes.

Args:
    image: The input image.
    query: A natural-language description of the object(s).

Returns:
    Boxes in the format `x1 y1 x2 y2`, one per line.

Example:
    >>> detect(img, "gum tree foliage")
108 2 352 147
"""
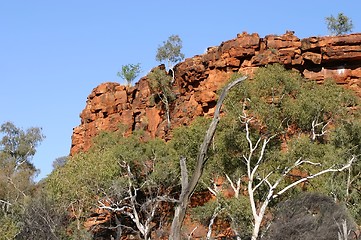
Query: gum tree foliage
326 13 353 36
190 194 253 239
46 130 179 239
147 68 176 128
156 35 185 81
171 117 253 237
117 63 141 86
46 131 125 238
328 120 361 223
148 35 184 128
186 64 359 239
219 65 359 239
0 122 44 238
41 65 360 239
94 132 179 240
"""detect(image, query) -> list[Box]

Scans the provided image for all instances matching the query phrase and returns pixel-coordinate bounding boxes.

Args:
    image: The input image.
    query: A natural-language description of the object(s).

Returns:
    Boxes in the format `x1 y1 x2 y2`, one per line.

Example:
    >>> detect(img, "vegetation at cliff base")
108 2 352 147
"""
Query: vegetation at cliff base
1 64 360 239
0 122 45 239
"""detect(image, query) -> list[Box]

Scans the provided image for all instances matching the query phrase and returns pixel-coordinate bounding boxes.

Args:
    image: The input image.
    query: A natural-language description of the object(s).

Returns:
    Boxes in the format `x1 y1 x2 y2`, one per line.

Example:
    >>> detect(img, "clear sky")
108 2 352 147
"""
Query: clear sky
1 1 360 181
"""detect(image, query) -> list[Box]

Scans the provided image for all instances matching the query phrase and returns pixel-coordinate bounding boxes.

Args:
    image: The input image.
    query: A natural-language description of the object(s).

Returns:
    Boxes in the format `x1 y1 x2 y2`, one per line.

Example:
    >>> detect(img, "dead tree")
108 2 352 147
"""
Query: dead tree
169 76 248 240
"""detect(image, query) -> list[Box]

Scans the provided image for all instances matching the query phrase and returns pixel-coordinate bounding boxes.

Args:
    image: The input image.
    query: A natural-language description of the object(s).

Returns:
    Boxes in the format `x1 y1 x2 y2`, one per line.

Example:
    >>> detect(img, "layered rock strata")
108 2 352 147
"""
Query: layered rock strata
71 31 361 155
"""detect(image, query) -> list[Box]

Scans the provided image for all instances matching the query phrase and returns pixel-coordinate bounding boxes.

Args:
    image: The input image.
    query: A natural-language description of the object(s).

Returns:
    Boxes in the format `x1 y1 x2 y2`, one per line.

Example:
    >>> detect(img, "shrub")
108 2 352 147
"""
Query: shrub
263 193 358 240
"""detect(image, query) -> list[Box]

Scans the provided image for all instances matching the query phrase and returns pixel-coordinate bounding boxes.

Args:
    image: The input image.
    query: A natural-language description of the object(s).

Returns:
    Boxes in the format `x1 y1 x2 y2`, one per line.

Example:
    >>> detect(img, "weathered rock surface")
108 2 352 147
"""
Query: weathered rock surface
71 32 361 155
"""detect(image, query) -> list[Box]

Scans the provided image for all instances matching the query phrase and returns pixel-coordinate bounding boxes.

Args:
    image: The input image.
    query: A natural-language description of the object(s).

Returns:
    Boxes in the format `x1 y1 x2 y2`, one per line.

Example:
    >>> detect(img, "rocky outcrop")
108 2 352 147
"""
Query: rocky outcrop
71 80 157 154
71 31 361 155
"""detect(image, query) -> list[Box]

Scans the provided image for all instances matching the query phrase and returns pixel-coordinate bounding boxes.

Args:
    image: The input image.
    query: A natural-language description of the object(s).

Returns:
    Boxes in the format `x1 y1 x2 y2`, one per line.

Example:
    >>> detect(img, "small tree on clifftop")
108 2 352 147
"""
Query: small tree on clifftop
156 35 185 81
117 63 141 86
326 12 353 36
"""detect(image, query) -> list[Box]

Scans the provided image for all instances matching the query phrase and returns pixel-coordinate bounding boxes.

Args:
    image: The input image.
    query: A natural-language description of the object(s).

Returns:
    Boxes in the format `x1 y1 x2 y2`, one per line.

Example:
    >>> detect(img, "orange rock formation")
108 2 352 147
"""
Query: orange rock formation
71 31 361 155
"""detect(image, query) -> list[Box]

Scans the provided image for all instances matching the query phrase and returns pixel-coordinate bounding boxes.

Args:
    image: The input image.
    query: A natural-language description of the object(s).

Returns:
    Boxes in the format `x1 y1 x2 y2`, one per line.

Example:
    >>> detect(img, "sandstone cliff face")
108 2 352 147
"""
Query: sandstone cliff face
71 32 361 155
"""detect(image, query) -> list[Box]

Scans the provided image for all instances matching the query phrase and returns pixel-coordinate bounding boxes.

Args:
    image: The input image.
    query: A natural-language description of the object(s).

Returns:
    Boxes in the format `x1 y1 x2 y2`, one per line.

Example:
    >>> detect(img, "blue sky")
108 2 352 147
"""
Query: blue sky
1 1 360 181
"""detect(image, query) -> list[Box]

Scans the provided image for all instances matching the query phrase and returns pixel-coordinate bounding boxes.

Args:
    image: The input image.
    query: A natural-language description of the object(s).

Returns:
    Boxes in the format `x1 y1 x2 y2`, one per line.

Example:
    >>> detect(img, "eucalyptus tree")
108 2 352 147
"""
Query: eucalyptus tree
0 122 44 238
170 64 360 239
117 63 141 86
156 34 185 81
326 12 353 36
216 64 359 239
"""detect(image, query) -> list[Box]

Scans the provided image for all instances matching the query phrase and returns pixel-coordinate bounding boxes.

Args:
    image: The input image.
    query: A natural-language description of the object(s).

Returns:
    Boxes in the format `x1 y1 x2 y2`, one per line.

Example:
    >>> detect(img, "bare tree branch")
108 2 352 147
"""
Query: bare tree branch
225 174 241 199
311 117 330 141
237 112 356 240
0 199 12 206
273 156 355 198
170 76 248 240
187 226 198 240
7 177 26 197
206 204 223 240
207 186 219 197
98 161 174 240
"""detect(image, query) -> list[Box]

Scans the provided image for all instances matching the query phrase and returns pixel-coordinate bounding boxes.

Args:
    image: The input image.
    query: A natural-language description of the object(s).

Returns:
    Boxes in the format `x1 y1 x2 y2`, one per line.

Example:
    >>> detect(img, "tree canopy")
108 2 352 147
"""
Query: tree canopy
156 35 185 80
1 64 360 239
0 122 44 238
117 63 141 86
326 12 354 36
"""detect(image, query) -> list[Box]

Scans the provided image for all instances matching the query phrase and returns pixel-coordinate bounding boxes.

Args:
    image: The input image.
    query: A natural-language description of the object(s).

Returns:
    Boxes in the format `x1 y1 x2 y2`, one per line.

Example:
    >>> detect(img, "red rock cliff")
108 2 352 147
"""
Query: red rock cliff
71 31 361 155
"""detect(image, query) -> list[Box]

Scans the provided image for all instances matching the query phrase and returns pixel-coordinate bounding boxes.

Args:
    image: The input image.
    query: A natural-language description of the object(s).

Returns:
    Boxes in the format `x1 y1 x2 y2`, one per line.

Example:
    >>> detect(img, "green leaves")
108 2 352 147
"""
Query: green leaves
0 216 19 240
147 68 175 102
225 64 303 134
39 64 361 238
117 63 141 86
0 121 44 202
191 194 253 238
326 13 353 36
0 122 45 239
219 64 361 228
225 64 358 135
46 130 179 214
156 34 185 69
147 68 176 127
284 79 357 131
0 122 44 170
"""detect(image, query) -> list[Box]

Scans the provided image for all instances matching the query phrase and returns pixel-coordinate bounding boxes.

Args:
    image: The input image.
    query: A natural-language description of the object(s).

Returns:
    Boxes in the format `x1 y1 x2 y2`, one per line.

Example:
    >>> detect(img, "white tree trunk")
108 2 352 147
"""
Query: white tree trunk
240 112 355 240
